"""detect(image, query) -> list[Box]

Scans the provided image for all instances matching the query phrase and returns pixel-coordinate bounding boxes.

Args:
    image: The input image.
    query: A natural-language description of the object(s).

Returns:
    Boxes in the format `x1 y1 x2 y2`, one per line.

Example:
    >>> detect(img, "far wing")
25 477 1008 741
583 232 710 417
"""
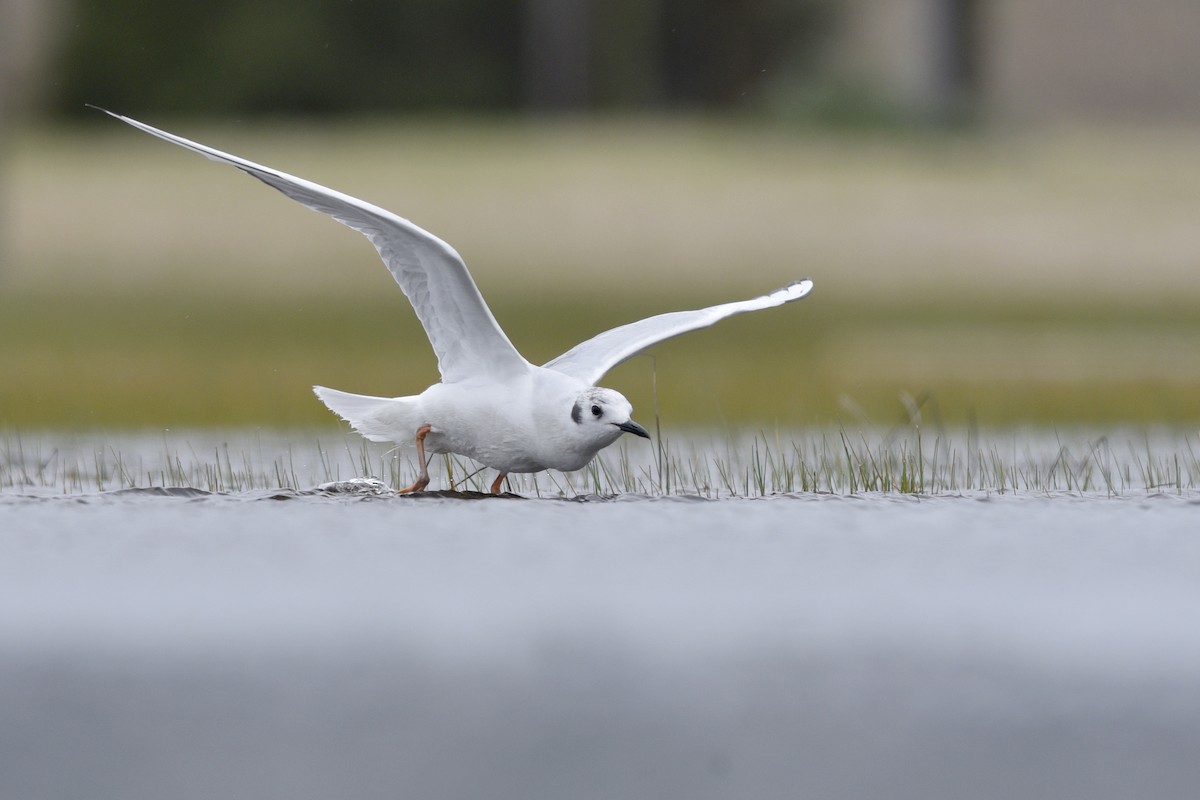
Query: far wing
97 108 531 384
544 280 813 385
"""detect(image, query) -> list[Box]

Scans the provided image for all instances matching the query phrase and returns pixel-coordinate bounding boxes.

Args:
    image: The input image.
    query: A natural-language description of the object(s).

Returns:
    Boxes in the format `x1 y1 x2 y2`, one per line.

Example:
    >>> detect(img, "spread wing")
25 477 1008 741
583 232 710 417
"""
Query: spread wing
544 280 813 385
96 108 531 384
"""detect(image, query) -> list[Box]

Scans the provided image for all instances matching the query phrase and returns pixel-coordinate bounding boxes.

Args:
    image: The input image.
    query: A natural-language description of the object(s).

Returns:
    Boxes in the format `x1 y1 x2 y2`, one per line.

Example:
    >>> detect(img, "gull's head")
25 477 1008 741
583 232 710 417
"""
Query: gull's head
569 387 651 448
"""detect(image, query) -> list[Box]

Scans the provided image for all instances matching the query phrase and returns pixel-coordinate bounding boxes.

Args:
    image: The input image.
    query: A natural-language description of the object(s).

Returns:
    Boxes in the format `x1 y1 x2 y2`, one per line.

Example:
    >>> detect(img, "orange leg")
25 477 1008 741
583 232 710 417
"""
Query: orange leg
398 424 433 494
489 472 507 495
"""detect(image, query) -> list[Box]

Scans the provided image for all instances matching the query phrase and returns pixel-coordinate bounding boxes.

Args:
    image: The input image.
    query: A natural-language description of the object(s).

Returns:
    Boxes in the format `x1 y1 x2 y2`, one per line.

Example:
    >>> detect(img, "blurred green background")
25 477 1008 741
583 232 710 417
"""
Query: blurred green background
2 0 1199 429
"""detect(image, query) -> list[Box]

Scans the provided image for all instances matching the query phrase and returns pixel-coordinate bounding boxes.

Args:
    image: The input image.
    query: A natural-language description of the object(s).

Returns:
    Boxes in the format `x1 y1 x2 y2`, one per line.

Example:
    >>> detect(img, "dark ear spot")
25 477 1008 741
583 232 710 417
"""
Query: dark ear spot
571 400 582 425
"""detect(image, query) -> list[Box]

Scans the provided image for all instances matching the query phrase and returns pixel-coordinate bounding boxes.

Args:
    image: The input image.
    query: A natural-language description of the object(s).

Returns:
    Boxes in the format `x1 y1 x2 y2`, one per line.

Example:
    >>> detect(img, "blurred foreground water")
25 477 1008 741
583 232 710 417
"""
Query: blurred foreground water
3 430 1200 799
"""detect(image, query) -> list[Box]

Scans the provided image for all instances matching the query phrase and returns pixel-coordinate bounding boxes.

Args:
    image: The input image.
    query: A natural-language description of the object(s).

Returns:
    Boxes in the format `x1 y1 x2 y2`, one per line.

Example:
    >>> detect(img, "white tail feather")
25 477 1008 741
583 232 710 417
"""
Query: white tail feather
313 386 420 443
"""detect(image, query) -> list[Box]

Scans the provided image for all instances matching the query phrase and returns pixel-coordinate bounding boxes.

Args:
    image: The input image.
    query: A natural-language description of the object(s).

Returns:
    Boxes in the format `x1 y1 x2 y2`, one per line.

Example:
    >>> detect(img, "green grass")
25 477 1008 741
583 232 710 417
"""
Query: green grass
4 427 1197 498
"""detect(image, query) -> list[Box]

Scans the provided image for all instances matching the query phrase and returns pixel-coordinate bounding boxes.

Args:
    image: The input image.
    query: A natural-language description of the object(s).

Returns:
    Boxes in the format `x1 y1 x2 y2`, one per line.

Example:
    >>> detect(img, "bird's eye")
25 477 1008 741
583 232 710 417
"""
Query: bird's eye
591 404 602 417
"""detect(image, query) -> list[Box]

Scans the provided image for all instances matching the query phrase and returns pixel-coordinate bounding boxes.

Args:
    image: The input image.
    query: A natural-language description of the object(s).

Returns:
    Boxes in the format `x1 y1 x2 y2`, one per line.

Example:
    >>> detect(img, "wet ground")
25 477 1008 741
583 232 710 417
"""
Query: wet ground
3 483 1200 800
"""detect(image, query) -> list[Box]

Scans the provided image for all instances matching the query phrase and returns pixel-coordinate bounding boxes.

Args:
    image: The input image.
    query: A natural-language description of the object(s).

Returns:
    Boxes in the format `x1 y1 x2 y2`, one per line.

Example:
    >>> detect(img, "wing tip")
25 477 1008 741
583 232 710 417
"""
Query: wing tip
773 279 813 303
86 103 122 121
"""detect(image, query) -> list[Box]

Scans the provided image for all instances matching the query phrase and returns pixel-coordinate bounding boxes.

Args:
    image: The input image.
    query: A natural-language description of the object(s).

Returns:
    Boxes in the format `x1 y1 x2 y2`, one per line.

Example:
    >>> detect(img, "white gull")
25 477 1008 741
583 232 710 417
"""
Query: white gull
98 109 813 494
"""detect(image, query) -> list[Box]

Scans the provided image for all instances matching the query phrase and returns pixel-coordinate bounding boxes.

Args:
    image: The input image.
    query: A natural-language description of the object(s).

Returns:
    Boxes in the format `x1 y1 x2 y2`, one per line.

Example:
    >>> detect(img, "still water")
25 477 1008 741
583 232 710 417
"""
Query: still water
2 431 1200 799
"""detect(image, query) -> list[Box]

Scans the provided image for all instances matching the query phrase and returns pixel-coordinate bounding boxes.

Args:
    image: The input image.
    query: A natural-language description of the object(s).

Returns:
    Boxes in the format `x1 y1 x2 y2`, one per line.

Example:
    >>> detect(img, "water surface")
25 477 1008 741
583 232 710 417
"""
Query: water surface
3 432 1200 799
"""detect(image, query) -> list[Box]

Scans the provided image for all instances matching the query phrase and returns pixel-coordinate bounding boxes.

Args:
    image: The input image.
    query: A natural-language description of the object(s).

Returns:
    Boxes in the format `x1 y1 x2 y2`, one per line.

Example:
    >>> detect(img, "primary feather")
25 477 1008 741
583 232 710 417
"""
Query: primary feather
544 280 813 385
92 107 529 384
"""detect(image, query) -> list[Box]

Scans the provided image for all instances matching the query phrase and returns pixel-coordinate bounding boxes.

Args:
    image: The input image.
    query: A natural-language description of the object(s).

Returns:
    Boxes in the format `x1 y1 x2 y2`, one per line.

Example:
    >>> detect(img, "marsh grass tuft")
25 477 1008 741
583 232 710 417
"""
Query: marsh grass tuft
3 426 1199 499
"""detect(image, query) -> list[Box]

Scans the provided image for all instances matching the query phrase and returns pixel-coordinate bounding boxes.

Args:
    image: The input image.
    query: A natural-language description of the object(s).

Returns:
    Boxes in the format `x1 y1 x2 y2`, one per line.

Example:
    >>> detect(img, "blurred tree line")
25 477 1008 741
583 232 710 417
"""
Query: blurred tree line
49 0 832 117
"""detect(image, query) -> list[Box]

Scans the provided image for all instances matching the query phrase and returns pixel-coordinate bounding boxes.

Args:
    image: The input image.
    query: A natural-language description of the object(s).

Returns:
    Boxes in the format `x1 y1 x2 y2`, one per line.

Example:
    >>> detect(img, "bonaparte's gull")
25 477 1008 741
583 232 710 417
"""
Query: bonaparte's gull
98 109 813 494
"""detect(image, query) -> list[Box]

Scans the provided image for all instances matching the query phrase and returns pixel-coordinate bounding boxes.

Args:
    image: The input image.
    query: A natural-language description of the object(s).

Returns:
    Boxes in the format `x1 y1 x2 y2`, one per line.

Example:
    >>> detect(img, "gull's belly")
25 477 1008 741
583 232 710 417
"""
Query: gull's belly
426 425 549 473
420 385 548 473
427 426 599 474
